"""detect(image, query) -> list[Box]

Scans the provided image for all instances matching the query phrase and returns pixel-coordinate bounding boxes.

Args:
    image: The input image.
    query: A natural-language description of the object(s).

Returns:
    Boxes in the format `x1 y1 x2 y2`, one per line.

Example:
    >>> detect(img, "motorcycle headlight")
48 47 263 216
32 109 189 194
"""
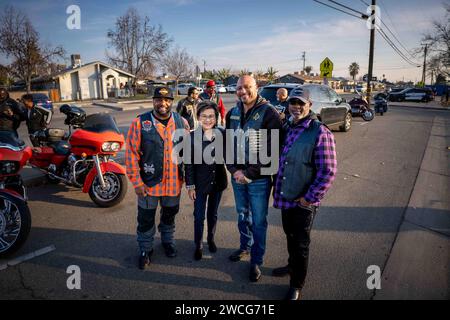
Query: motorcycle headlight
102 142 112 152
111 142 121 152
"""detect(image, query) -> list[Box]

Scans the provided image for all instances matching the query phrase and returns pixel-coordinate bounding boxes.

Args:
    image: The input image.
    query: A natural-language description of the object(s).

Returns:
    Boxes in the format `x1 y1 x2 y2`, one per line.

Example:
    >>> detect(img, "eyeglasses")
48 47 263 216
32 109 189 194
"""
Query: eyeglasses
199 114 216 120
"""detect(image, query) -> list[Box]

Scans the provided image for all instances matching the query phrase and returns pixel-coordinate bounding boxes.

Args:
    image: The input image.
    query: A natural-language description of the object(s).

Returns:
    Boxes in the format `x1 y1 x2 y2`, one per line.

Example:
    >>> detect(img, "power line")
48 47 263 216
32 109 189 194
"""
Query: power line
360 0 415 58
328 0 369 18
377 28 421 67
313 0 365 20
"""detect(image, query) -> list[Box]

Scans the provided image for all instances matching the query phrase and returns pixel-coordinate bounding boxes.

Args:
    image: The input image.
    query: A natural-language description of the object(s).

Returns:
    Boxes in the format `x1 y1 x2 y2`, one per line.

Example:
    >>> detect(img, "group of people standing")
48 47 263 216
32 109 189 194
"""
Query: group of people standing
125 75 337 300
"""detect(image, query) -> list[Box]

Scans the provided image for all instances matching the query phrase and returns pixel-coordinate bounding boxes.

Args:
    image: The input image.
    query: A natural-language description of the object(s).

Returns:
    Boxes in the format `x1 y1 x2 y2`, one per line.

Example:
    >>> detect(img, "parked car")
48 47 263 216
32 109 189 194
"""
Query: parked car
225 84 237 93
288 84 352 132
216 84 227 94
354 85 367 94
388 88 433 102
259 83 301 106
22 93 53 111
176 83 194 95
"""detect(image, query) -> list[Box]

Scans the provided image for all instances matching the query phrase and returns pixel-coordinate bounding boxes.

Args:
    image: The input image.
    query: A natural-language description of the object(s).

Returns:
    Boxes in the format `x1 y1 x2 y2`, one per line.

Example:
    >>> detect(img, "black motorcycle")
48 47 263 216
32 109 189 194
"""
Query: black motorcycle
348 96 375 121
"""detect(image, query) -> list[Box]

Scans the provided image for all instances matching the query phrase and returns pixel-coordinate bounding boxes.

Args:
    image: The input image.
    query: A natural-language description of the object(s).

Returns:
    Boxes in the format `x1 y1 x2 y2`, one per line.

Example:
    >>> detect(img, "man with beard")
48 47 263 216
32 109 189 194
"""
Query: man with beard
272 89 337 300
200 80 226 127
176 86 200 130
126 86 190 269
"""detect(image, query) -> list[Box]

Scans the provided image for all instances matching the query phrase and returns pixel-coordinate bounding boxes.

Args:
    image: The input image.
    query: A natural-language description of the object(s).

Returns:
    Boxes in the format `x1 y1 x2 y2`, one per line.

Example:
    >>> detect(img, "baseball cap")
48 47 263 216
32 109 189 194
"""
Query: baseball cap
288 88 311 104
206 80 216 87
153 86 174 100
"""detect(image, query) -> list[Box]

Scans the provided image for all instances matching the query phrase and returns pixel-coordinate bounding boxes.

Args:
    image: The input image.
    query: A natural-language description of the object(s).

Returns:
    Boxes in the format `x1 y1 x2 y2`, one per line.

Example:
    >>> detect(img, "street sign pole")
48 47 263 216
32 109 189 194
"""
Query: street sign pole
367 0 376 106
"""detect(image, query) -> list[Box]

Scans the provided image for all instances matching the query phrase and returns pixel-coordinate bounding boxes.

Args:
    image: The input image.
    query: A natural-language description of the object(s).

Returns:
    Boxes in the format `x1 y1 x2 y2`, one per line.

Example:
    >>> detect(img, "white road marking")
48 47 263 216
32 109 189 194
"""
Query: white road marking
360 122 369 126
0 245 56 270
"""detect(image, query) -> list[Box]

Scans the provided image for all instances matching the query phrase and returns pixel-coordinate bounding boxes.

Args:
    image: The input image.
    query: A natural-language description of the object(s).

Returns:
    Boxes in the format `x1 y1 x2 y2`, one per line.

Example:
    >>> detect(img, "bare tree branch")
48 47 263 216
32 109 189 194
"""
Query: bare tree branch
0 6 65 92
106 8 172 82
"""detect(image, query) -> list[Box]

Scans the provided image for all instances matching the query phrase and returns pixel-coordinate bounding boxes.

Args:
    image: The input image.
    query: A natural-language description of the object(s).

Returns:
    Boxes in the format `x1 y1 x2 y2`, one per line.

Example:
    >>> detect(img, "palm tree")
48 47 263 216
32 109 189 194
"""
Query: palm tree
349 62 360 89
216 68 231 83
254 69 265 81
266 66 278 83
239 69 251 77
202 70 217 81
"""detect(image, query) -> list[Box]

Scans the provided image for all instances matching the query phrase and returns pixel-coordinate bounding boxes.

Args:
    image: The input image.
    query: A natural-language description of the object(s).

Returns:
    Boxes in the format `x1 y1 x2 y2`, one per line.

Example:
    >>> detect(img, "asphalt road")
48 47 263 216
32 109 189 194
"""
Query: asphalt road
1 100 449 300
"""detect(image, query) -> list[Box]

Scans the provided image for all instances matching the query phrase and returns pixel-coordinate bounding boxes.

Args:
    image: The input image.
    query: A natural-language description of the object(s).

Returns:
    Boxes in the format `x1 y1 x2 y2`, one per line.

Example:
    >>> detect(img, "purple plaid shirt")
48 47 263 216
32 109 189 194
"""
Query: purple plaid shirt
273 117 337 209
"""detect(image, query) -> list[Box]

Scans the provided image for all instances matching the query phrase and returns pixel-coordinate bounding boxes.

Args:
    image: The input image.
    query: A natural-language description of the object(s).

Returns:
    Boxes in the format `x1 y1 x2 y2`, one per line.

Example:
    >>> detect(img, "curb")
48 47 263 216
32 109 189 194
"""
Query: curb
92 102 151 112
388 104 449 112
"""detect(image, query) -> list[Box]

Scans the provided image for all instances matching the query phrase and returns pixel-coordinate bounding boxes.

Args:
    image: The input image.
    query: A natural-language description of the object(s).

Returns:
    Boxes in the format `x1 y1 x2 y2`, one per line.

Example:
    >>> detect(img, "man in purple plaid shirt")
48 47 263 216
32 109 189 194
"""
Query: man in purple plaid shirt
272 88 337 300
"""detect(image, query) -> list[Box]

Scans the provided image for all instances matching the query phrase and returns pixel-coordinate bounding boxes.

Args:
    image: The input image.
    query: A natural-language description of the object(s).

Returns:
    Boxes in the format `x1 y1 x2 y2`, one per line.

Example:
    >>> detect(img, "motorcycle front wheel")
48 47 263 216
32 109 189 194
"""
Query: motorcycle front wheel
361 109 375 121
89 172 128 208
0 193 31 258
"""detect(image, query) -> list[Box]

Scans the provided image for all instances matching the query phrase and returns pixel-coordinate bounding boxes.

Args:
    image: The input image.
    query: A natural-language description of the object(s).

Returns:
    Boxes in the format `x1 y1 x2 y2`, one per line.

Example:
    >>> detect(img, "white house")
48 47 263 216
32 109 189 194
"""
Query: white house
53 57 135 101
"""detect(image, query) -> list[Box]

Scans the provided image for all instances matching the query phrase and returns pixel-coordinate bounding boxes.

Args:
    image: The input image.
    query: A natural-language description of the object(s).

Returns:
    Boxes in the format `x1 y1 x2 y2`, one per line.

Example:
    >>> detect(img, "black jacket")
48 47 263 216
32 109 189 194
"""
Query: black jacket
0 98 26 133
225 96 283 180
184 128 228 195
26 105 51 134
177 97 200 130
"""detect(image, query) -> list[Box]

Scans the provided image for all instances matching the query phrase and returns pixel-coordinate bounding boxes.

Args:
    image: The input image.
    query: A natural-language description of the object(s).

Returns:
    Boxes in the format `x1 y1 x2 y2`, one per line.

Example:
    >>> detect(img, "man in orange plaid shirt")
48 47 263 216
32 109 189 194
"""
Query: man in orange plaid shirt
126 86 189 270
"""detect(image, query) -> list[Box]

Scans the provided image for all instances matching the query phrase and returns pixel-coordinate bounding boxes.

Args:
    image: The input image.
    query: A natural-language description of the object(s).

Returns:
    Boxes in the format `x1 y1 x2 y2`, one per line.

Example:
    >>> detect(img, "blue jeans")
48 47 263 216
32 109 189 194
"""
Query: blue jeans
193 191 223 247
231 177 272 266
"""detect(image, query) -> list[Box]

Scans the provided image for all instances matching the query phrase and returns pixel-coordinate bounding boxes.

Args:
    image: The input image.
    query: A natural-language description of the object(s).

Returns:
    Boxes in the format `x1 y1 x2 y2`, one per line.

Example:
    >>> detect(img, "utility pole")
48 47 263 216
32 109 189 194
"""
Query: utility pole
203 60 206 73
366 0 376 106
301 52 306 71
421 44 428 85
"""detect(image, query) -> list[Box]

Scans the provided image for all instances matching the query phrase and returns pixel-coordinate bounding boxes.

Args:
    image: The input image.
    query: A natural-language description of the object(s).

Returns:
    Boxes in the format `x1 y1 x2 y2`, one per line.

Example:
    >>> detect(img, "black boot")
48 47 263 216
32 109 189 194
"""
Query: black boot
194 247 203 261
249 264 262 282
207 240 217 253
162 243 177 258
138 250 153 270
284 287 302 300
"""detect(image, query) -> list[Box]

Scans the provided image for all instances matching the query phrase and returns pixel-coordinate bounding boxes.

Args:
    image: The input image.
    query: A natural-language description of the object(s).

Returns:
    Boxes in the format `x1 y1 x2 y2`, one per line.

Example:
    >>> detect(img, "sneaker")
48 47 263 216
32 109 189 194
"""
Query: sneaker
207 240 217 253
249 264 262 282
272 265 290 277
229 249 250 262
162 243 177 258
194 247 203 261
138 250 153 270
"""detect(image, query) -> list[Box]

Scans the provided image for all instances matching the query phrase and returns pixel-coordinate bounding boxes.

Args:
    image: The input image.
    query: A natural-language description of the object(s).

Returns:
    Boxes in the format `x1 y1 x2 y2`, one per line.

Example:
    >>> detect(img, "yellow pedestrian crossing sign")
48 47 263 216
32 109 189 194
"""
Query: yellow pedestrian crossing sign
320 57 333 78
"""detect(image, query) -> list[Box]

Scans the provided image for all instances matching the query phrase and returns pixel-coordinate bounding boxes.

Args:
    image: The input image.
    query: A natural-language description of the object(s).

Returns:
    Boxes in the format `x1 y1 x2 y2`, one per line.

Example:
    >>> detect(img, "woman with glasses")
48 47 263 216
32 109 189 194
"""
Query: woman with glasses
184 101 228 260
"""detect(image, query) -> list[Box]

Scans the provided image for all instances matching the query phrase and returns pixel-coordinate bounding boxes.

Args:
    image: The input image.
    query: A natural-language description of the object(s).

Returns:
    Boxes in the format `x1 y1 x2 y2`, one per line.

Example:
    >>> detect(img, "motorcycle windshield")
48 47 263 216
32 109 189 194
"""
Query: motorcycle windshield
82 113 121 134
0 131 25 148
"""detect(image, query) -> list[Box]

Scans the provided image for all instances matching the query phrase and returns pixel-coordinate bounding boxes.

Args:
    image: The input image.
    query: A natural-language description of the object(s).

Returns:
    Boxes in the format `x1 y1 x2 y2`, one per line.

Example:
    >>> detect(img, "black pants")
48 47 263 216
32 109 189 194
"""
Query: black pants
193 191 223 247
281 205 317 289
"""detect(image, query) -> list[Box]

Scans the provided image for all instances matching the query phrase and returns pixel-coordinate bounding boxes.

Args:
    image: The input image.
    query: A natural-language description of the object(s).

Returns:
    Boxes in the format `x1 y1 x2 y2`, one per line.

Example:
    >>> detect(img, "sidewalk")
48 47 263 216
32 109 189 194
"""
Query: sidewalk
375 115 450 299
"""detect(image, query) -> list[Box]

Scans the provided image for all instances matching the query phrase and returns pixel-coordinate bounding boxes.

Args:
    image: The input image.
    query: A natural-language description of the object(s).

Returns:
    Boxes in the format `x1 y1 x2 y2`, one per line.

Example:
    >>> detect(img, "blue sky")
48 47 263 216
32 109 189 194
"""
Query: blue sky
0 0 447 82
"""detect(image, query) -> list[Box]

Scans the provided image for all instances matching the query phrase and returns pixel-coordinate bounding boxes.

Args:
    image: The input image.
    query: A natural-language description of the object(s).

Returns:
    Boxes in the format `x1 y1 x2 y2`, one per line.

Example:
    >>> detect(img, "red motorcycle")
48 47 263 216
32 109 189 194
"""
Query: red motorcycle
29 104 128 207
0 131 33 257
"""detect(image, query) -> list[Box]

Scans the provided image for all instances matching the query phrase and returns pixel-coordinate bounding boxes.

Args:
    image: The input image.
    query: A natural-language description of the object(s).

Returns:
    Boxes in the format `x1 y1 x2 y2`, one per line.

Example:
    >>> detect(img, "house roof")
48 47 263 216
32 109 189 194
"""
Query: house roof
276 73 305 81
52 61 135 79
